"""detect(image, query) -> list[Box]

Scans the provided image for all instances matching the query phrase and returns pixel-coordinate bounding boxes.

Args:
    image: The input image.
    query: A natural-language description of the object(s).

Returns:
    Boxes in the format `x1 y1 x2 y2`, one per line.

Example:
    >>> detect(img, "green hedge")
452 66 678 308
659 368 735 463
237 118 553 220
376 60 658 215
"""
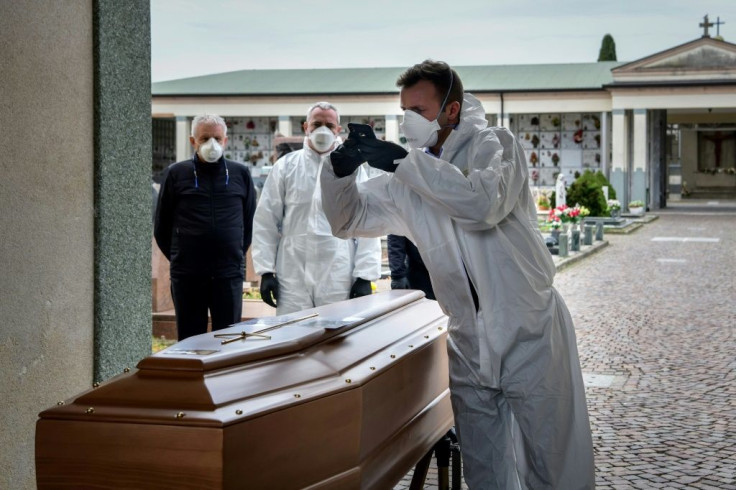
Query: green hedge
566 170 616 216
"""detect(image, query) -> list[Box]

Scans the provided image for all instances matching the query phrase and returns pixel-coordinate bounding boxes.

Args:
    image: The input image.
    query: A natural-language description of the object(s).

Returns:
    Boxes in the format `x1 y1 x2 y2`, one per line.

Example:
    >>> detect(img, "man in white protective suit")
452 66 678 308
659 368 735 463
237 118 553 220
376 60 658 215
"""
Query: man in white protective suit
320 61 595 489
251 101 382 315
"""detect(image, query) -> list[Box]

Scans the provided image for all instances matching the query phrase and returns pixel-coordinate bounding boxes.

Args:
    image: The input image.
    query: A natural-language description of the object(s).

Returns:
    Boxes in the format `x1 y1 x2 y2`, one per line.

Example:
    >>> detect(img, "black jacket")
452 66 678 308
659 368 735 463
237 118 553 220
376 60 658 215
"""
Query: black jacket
154 155 256 278
387 234 435 300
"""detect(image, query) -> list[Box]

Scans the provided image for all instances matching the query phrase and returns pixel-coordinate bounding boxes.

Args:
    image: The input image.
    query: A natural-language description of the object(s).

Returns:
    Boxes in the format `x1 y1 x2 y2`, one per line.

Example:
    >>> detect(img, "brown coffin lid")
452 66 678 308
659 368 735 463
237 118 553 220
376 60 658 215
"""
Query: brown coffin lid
38 290 450 426
138 289 426 372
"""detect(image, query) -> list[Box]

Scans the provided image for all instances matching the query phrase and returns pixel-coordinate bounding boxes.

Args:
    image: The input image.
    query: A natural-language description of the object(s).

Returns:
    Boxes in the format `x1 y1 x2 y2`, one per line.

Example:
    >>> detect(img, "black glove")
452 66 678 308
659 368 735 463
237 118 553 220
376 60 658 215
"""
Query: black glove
330 138 364 177
260 272 279 308
391 276 411 290
349 278 372 298
354 138 408 173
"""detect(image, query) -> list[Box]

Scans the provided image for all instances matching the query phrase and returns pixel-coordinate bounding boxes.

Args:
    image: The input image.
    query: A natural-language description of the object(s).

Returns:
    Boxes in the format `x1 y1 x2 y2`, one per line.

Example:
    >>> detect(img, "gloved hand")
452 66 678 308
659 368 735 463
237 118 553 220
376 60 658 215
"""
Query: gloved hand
259 272 279 308
330 139 364 177
391 276 411 290
354 138 408 173
349 278 373 298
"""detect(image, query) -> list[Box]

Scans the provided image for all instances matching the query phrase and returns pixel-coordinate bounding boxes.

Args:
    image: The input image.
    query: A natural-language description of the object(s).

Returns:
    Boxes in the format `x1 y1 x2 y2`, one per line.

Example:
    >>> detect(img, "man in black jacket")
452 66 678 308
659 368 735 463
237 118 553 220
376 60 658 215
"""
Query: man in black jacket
387 234 435 300
155 114 257 340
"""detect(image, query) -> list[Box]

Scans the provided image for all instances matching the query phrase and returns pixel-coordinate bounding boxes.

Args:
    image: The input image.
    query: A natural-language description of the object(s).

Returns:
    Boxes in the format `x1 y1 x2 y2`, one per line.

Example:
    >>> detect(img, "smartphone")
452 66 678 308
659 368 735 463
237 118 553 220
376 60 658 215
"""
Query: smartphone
348 123 376 140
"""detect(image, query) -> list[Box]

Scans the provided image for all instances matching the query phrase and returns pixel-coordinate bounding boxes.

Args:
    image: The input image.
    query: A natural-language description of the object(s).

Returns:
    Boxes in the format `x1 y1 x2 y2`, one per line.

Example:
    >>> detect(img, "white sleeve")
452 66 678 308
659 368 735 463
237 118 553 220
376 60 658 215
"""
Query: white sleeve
394 128 527 231
320 160 408 240
251 160 285 275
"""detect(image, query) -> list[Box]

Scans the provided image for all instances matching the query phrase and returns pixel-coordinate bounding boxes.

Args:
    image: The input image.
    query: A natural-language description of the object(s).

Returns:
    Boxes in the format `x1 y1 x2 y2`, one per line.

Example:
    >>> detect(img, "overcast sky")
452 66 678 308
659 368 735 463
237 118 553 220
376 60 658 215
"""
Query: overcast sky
151 0 735 82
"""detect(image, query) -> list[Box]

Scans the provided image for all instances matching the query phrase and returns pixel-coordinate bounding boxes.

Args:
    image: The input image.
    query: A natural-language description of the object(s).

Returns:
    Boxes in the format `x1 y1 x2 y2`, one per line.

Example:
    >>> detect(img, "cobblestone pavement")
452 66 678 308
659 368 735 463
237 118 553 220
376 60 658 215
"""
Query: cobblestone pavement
394 201 736 489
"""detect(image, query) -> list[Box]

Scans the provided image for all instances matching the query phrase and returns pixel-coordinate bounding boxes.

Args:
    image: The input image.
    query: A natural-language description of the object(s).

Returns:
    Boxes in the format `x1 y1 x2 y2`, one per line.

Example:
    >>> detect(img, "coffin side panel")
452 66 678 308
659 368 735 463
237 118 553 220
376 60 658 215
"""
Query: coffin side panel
361 393 453 490
222 390 362 490
359 335 450 459
35 419 224 489
359 335 454 489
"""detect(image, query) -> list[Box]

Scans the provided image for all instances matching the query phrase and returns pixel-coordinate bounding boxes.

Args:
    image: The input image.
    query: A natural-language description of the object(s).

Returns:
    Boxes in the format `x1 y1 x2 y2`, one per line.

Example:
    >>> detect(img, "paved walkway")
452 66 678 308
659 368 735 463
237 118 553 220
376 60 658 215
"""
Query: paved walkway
395 200 736 489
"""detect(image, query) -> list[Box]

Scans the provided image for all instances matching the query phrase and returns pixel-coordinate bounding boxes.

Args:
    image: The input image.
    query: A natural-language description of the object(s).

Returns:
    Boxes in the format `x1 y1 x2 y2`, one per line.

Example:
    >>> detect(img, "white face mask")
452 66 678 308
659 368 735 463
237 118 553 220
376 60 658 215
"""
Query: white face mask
400 69 455 149
400 110 442 148
199 137 223 163
308 126 336 153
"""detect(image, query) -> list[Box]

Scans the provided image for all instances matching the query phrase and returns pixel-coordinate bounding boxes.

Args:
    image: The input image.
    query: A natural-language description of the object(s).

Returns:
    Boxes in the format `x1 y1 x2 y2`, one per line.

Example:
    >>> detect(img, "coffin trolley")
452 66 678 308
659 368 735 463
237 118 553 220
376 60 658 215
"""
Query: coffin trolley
36 290 460 489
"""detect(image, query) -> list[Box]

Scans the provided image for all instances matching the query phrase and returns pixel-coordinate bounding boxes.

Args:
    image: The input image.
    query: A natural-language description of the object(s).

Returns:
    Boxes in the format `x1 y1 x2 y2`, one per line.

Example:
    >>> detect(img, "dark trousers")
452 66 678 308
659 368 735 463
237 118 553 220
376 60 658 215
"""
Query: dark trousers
170 276 243 341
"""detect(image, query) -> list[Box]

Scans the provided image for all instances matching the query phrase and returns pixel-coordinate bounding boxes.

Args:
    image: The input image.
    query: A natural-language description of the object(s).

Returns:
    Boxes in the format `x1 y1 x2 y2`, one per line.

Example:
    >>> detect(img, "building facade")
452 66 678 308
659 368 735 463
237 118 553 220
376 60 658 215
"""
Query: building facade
153 33 736 211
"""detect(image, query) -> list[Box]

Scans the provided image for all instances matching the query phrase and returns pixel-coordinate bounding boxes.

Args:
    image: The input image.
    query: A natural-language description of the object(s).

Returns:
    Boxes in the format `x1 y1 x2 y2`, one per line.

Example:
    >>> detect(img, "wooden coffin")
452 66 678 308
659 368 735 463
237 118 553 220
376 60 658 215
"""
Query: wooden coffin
36 290 453 489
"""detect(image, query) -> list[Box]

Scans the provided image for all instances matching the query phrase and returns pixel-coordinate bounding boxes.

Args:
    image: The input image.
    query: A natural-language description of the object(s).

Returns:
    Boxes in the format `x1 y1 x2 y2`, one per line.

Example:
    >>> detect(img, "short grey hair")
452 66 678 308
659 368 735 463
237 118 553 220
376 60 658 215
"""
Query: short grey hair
306 102 339 123
191 114 227 137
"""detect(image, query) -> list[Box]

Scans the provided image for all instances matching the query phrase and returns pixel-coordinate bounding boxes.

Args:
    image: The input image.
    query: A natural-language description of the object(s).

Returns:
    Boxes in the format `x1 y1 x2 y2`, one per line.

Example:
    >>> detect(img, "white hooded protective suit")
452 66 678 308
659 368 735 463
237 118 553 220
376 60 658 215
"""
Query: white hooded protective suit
252 139 382 315
320 94 594 489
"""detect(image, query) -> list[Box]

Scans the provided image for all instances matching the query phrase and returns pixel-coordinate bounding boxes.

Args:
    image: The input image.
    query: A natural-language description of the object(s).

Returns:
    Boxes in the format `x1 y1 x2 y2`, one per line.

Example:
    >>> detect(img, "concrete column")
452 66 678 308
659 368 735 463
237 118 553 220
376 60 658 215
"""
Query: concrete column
610 109 628 205
631 109 648 208
176 116 192 162
1 1 151 487
278 115 292 137
1 3 95 487
385 114 400 143
649 110 667 209
600 111 609 177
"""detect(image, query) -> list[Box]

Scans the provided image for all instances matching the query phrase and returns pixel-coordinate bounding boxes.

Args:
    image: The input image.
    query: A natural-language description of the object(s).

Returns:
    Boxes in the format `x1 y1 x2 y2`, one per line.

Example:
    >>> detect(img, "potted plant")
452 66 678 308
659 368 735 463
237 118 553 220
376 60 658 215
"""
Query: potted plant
607 199 621 218
628 200 645 216
537 194 551 211
545 212 562 243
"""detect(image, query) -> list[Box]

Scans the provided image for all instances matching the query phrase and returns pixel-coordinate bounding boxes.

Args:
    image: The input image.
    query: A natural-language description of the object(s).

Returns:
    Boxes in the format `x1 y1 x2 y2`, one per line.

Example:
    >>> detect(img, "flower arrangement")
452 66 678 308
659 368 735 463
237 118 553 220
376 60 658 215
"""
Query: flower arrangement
607 199 621 211
628 200 645 208
577 205 590 222
546 213 562 229
547 204 586 224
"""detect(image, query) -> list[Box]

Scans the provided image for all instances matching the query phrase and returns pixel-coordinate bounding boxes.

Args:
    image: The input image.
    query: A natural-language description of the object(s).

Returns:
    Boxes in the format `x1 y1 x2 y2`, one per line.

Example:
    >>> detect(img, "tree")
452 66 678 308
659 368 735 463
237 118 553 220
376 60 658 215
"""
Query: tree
598 34 617 62
566 170 612 217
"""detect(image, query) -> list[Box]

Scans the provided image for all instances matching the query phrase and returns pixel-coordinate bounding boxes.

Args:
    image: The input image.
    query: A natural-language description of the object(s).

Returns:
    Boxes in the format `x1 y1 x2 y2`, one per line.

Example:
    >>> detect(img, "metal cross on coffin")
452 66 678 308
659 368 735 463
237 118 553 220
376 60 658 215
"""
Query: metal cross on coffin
214 312 319 344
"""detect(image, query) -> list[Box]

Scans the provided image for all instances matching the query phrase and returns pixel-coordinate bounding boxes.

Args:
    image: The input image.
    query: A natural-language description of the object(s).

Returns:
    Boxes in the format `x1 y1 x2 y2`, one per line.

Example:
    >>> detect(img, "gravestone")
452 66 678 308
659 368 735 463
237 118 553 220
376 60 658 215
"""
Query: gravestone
151 239 173 312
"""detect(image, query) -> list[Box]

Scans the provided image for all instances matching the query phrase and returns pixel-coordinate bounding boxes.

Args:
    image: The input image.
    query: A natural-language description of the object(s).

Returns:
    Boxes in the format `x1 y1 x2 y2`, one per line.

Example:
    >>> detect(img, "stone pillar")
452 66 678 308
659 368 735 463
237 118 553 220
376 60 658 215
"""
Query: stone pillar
631 109 648 208
600 111 609 177
176 116 192 162
385 114 400 143
1 4 95 487
558 232 569 257
595 221 605 241
1 1 151 487
94 0 152 381
649 110 667 209
278 115 292 137
584 224 594 246
611 109 628 206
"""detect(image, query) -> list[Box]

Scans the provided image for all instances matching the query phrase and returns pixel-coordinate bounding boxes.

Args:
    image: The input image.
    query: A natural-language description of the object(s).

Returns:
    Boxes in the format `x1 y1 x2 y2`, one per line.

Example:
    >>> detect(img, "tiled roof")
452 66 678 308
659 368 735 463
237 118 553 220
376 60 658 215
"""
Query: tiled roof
152 62 626 96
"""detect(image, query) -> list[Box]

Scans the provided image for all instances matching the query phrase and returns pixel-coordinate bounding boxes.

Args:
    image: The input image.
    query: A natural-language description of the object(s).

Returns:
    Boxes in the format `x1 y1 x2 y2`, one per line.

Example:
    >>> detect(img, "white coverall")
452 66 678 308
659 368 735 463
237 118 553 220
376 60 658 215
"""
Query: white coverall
320 94 594 489
252 140 382 315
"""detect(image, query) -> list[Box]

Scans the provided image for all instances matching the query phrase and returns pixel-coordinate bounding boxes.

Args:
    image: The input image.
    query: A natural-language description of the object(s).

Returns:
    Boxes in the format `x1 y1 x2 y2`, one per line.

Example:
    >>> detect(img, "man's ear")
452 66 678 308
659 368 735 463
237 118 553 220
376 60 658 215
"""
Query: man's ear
447 101 461 124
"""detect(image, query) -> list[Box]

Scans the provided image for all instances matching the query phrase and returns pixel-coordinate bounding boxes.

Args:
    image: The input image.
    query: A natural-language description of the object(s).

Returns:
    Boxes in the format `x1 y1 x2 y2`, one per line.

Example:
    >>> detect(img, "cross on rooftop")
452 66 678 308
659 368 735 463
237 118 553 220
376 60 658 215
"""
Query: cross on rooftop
700 14 714 37
714 16 725 36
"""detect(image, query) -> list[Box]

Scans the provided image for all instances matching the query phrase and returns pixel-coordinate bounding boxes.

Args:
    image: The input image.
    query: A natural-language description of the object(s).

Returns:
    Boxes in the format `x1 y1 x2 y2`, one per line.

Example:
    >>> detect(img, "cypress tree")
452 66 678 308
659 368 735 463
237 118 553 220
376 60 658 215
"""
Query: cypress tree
598 34 617 61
